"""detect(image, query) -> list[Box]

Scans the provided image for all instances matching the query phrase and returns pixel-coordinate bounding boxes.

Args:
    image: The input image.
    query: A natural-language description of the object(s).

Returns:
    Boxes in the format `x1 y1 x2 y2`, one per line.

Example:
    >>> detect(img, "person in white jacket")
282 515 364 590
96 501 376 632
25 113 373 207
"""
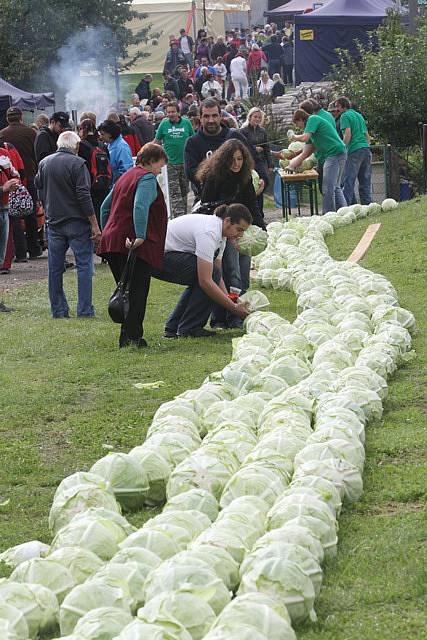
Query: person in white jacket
230 53 249 99
257 70 274 95
201 74 223 100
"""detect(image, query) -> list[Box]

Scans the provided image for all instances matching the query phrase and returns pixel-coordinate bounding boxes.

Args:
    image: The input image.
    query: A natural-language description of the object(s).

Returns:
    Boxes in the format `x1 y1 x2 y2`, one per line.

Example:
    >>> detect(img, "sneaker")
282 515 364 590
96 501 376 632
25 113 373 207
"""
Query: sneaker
65 261 75 270
0 268 10 275
0 301 13 312
163 329 178 339
179 328 217 338
14 257 28 263
211 323 227 331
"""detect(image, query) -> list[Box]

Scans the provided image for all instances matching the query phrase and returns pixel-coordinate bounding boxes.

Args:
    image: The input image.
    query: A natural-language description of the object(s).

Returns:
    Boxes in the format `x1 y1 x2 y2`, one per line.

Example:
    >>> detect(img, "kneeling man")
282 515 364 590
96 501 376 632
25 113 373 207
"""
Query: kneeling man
153 203 251 338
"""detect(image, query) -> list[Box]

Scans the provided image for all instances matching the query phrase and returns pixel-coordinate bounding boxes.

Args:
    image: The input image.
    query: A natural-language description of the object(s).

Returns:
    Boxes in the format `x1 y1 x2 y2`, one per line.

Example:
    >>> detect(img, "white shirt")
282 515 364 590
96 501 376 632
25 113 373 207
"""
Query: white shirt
257 78 274 94
180 36 190 54
201 80 222 99
230 56 247 78
214 63 227 81
165 213 225 262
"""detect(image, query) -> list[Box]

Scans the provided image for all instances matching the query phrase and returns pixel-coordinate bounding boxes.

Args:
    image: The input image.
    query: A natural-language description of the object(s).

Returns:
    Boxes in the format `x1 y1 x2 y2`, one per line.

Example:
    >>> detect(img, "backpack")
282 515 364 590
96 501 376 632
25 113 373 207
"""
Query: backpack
90 147 112 196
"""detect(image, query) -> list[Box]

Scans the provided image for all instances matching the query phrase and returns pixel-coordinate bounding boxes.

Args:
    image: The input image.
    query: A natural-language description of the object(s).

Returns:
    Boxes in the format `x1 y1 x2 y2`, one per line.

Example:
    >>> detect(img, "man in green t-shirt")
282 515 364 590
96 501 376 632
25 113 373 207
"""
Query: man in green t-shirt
335 96 372 205
288 109 347 214
155 102 194 218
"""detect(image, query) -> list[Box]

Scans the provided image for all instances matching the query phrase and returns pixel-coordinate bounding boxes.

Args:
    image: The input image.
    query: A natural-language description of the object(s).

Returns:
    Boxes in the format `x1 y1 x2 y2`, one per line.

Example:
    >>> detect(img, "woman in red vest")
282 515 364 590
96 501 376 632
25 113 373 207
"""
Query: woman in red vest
99 142 168 348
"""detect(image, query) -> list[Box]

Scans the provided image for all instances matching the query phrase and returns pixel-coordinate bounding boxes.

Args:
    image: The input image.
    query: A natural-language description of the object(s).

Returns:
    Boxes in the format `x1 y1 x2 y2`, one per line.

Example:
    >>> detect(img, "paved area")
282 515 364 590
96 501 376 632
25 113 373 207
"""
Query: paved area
0 201 308 293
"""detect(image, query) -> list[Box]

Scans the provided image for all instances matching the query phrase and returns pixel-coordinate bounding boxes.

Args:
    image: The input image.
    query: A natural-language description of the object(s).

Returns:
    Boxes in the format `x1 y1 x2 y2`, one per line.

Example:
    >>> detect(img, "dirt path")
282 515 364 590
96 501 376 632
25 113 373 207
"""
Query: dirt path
0 205 292 293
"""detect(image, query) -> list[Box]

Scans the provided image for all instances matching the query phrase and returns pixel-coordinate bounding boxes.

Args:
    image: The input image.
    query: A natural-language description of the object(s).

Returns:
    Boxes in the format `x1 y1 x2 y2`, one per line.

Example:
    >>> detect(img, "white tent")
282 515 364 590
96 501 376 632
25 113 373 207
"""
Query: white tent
126 0 250 74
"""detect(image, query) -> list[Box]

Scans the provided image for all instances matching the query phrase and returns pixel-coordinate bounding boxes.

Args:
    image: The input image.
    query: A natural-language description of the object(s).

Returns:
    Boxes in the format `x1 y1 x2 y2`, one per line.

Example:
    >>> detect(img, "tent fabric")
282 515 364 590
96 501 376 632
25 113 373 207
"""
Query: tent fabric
128 0 249 73
266 0 327 17
294 0 396 83
0 77 55 111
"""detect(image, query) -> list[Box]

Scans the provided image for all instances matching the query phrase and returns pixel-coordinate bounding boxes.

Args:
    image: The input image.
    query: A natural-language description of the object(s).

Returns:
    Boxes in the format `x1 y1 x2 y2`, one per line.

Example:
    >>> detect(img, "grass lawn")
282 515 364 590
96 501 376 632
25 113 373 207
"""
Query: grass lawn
0 198 426 638
120 72 164 103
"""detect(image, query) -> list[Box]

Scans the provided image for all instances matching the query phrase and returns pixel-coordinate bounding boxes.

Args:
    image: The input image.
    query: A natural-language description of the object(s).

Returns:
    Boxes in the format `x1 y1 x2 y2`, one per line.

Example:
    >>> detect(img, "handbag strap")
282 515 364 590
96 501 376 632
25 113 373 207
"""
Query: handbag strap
119 250 137 289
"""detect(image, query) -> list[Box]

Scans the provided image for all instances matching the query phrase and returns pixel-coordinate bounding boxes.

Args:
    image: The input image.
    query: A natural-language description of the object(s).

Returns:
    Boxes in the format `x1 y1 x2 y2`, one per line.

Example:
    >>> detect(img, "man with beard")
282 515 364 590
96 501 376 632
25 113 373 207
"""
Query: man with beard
183 98 265 198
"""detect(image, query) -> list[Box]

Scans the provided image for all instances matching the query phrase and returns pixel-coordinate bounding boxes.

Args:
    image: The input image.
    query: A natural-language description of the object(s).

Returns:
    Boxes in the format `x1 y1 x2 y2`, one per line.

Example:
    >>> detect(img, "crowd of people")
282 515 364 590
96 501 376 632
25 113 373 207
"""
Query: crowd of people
0 21 373 348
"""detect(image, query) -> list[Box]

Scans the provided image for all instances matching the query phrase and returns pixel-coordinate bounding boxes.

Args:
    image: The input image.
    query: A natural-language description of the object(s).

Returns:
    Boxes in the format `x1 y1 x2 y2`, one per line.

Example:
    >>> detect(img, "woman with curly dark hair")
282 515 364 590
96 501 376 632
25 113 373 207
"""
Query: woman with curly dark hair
195 138 264 329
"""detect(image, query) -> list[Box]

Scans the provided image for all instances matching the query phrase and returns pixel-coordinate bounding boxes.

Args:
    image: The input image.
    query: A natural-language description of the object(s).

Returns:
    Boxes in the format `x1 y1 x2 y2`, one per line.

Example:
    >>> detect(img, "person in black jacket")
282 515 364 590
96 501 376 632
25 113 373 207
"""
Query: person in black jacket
262 35 284 78
184 98 265 196
163 40 187 78
34 112 70 164
135 75 153 101
177 68 195 100
240 107 273 218
195 138 264 329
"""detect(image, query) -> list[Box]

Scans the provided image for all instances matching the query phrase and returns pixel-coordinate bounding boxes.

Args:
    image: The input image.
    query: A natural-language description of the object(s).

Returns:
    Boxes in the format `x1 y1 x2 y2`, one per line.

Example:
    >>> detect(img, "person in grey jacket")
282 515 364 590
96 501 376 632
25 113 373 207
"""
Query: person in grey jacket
35 131 101 318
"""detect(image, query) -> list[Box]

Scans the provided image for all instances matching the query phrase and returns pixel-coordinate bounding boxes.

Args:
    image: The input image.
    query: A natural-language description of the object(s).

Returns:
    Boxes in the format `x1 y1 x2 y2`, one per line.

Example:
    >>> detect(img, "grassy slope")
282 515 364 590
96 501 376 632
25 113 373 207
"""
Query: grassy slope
0 199 426 638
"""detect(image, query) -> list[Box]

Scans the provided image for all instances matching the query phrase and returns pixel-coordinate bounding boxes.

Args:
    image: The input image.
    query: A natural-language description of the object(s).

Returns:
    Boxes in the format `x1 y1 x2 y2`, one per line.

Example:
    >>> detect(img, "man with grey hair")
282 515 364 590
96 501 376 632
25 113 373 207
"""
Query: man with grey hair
129 106 154 146
35 131 101 318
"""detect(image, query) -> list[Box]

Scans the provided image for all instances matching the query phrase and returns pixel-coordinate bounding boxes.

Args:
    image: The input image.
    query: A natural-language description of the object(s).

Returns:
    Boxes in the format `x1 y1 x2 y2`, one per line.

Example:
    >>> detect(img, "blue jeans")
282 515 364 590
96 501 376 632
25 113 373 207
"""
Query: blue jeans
47 219 94 318
0 211 9 265
322 152 347 214
211 241 251 328
343 147 373 205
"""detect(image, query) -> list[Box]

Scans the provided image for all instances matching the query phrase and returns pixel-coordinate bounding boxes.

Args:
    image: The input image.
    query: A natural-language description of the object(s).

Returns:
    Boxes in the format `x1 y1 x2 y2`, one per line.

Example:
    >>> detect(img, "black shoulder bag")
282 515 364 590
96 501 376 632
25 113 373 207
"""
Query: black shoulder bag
108 251 137 324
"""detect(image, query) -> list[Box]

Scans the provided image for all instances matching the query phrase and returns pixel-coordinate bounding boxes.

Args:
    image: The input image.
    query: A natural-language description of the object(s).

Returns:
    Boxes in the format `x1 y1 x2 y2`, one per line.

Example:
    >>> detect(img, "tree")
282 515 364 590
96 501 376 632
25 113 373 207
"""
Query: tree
0 0 152 87
331 12 427 148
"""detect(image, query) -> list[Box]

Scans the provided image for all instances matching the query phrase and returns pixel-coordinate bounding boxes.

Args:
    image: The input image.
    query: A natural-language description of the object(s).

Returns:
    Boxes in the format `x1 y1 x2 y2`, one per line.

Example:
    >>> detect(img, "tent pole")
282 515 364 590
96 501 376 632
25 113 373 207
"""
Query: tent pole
192 1 197 41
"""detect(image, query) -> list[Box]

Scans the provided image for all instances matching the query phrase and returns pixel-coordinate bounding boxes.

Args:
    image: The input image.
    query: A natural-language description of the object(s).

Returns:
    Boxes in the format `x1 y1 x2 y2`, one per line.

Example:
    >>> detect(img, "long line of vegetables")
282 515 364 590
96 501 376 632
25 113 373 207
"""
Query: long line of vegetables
0 199 415 640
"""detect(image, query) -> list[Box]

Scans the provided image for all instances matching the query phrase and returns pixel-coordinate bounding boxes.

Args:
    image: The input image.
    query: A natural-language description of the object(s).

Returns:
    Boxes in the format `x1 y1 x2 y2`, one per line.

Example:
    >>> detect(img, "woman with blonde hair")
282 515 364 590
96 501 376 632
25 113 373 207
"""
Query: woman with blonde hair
99 142 169 348
241 107 272 217
257 70 274 95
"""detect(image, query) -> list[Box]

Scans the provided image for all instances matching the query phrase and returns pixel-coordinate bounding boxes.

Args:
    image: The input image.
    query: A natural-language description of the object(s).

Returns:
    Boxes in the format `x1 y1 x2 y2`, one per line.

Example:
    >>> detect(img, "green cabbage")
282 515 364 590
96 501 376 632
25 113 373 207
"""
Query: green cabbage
59 580 131 635
0 580 59 638
115 619 193 640
0 541 49 571
138 591 216 640
0 602 29 639
164 489 219 522
49 484 121 535
127 448 172 505
10 558 75 604
238 557 316 624
73 606 132 639
143 564 231 615
237 226 268 257
212 593 295 640
90 453 149 511
48 547 105 585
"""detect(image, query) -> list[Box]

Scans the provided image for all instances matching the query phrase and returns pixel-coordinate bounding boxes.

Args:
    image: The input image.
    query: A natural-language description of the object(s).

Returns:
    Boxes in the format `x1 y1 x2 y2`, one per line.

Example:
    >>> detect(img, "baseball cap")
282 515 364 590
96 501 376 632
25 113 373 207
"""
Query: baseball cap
6 106 22 118
52 111 70 127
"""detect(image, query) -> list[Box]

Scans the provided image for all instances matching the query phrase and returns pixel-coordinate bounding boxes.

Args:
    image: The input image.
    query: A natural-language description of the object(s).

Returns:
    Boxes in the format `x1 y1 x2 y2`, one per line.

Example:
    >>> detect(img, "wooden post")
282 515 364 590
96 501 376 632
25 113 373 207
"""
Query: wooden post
408 0 418 35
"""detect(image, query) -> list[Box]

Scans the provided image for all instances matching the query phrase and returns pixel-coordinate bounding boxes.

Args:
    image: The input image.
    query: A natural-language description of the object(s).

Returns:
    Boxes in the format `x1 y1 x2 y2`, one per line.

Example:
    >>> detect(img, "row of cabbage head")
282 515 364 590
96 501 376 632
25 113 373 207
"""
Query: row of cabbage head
0 200 415 640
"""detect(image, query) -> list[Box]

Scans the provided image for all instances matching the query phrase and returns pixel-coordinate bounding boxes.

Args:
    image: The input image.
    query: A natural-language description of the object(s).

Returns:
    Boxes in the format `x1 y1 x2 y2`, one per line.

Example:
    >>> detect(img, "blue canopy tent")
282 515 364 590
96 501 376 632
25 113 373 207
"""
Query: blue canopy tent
294 0 397 84
0 77 55 128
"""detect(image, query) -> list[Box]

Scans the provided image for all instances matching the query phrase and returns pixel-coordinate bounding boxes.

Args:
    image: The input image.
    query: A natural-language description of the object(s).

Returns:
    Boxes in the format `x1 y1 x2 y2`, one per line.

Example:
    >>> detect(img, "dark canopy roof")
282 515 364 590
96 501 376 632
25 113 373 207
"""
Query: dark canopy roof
294 0 399 83
296 0 396 24
265 0 320 17
0 77 55 112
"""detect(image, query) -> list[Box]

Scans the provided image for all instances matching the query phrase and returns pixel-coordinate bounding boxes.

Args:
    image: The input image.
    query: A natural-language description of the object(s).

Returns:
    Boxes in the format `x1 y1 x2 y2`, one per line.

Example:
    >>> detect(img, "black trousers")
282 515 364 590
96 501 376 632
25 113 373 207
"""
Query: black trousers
152 251 221 335
106 252 151 346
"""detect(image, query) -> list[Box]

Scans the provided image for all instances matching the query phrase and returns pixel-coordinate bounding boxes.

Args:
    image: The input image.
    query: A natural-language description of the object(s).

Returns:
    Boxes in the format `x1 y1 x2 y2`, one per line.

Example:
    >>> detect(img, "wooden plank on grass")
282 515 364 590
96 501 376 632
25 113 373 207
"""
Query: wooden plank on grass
347 223 381 263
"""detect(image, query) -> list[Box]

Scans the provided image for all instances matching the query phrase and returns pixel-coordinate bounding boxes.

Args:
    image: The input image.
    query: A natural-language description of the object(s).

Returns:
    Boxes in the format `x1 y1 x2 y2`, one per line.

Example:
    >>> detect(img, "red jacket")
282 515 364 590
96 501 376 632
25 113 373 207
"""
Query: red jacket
99 166 168 269
247 50 267 74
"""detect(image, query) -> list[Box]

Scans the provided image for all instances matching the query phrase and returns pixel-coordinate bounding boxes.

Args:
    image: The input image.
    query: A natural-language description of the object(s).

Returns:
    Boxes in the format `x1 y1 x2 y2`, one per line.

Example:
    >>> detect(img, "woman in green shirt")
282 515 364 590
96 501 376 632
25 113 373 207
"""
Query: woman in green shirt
288 109 347 214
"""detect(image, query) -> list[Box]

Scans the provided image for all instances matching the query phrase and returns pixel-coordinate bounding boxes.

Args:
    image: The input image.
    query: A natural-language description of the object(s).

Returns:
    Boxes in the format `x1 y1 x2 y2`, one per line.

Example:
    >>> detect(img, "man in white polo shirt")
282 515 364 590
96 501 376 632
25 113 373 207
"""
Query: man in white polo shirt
153 203 252 338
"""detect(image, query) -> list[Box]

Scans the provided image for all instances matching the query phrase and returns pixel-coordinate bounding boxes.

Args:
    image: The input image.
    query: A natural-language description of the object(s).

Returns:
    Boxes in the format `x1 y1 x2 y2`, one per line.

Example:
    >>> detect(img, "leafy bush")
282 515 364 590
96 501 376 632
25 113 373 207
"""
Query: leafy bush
332 13 427 147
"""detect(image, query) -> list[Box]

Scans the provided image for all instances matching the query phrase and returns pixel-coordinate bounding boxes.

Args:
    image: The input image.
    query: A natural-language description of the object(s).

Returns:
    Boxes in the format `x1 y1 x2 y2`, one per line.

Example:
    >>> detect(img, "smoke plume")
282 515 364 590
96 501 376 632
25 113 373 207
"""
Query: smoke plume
51 26 121 122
